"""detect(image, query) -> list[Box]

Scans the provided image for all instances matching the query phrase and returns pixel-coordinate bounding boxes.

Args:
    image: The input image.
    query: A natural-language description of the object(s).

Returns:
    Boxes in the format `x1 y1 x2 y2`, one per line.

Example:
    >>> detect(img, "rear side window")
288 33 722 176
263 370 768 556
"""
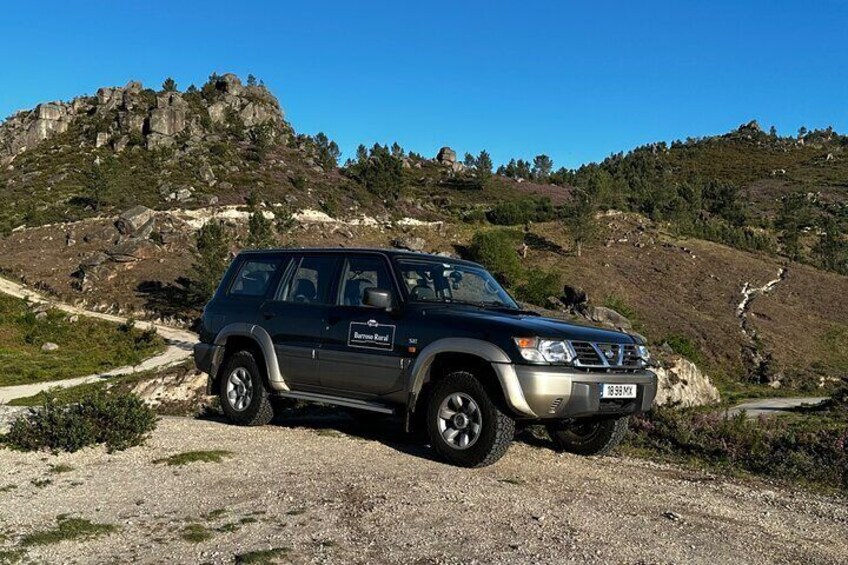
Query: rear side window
281 256 339 304
229 259 279 297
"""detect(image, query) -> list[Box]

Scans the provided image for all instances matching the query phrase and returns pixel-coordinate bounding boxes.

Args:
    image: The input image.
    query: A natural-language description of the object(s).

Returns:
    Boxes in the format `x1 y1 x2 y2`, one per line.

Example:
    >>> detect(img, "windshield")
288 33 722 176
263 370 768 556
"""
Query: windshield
395 259 519 309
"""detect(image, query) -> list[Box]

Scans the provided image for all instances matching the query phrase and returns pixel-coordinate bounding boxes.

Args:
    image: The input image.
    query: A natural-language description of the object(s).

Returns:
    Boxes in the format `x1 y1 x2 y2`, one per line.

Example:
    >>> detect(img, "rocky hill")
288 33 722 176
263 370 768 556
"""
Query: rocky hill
1 73 847 399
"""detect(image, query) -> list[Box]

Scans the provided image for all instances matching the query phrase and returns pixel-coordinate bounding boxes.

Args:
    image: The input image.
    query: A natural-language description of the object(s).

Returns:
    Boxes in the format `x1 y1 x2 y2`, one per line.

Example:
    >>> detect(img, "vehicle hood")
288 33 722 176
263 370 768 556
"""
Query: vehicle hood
422 306 636 344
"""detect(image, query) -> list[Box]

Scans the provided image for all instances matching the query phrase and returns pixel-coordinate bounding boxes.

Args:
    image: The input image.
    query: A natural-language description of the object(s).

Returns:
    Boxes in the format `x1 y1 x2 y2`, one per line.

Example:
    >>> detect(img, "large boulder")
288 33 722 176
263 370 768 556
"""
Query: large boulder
147 107 186 136
436 146 457 165
115 205 155 235
391 236 426 252
653 356 721 407
562 284 589 311
587 305 632 331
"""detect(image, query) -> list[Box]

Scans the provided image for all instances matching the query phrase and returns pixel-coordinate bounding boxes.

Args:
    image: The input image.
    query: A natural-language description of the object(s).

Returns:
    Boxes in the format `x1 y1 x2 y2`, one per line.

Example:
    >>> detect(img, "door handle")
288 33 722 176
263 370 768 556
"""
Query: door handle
262 312 276 320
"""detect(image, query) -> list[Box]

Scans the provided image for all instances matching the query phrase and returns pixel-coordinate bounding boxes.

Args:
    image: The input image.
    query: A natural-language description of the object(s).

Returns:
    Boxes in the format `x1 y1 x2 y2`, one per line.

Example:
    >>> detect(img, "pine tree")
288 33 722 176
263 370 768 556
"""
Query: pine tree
162 77 178 92
564 189 596 257
246 211 275 250
476 150 493 179
189 221 230 303
532 154 553 181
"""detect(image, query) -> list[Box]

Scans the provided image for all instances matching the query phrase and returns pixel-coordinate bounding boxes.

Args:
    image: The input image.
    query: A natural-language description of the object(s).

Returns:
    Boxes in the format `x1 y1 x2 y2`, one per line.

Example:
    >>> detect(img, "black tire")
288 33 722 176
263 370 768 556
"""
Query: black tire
426 370 515 468
546 416 629 456
218 350 275 426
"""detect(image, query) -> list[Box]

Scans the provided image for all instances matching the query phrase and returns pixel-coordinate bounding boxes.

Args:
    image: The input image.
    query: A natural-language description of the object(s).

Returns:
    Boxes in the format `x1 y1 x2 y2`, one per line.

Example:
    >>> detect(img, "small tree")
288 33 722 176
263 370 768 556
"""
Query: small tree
247 74 258 87
564 189 596 257
463 153 476 168
188 221 230 304
467 230 524 286
532 154 553 181
248 123 274 161
162 77 178 92
246 210 275 249
775 193 813 261
813 215 847 274
346 143 406 200
476 150 493 179
314 132 341 169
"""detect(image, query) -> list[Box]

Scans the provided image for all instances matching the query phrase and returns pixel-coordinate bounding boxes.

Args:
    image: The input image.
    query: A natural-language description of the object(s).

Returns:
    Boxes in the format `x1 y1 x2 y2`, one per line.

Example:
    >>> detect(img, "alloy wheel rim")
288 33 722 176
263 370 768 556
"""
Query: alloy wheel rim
437 392 482 450
226 367 254 412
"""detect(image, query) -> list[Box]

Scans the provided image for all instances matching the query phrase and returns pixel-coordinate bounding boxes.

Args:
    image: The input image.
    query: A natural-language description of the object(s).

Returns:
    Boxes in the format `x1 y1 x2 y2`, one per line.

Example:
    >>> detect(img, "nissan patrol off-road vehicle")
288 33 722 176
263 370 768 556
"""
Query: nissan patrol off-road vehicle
194 248 657 467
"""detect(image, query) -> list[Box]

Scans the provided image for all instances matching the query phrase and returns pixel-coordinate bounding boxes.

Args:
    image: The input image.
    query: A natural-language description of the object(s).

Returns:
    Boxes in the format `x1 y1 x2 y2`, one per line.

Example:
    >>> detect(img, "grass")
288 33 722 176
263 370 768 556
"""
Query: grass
20 516 116 547
235 547 291 564
285 508 306 516
0 296 165 387
153 450 233 466
30 479 51 488
0 548 25 564
48 464 74 474
179 524 213 543
0 485 16 493
497 477 526 486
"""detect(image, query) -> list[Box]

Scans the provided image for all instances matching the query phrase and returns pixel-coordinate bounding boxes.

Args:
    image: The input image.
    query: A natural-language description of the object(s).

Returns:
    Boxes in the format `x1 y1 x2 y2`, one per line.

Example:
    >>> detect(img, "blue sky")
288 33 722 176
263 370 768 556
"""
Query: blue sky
1 1 846 168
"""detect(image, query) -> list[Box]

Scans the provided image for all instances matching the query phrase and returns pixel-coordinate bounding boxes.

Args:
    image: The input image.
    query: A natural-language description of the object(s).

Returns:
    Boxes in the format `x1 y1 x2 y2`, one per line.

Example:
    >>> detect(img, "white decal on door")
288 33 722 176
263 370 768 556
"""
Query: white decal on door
348 319 396 351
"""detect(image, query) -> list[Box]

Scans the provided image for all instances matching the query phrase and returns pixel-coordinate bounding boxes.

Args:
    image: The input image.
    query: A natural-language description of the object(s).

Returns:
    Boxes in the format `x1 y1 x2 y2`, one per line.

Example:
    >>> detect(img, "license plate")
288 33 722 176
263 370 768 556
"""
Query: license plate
600 384 637 399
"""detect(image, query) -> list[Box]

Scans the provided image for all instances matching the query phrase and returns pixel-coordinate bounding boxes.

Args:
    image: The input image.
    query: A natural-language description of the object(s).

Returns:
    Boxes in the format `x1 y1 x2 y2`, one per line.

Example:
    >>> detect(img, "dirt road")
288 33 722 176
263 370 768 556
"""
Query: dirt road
1 414 845 564
0 276 197 403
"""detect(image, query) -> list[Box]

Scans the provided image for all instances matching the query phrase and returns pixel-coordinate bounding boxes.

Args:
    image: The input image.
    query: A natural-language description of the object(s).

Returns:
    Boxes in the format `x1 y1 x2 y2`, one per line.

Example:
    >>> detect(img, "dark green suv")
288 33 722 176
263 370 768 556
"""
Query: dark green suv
194 248 657 467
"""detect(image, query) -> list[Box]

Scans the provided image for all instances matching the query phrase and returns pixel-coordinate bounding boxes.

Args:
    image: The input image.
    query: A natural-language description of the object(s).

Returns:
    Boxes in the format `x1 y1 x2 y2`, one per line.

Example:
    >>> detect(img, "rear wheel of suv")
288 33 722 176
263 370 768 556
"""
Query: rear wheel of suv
426 370 515 468
546 416 629 456
219 350 275 426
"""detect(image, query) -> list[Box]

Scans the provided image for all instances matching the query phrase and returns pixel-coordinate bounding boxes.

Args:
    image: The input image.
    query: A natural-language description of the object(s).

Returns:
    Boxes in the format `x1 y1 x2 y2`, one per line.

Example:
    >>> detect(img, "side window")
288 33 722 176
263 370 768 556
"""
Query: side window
338 256 393 307
229 259 279 297
282 256 339 304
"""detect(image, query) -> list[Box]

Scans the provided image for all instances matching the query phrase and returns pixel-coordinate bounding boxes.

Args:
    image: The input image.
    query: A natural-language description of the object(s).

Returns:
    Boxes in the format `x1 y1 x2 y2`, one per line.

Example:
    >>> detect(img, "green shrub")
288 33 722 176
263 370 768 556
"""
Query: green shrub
515 270 561 306
467 230 523 286
487 197 554 226
602 294 636 320
662 334 703 364
2 389 157 453
345 143 406 200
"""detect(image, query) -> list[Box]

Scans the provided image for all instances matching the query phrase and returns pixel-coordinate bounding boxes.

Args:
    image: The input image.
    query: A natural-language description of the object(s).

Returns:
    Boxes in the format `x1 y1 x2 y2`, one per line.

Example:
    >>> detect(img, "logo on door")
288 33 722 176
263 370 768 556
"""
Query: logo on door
348 320 396 350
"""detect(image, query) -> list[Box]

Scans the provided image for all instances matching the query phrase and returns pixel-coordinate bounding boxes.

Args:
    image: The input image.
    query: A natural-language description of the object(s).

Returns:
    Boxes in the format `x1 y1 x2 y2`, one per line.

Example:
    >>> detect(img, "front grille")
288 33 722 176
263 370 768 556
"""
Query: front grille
571 341 602 365
569 341 643 370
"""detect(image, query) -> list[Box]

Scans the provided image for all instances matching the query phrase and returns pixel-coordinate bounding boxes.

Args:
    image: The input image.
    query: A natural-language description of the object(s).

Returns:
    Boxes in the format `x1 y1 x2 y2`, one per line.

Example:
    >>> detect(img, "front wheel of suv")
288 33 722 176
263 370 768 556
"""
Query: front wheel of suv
546 416 629 456
219 350 275 426
426 370 515 467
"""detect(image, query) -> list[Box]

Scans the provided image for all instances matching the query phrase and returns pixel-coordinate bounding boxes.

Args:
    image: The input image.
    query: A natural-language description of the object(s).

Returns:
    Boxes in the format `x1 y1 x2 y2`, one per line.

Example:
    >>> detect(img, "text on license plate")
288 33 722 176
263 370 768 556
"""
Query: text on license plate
600 384 637 399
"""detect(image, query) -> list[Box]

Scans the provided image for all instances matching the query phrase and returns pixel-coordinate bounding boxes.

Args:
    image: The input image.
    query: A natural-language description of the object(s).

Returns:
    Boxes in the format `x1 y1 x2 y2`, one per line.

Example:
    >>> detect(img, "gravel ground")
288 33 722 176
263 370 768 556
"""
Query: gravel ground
1 414 846 564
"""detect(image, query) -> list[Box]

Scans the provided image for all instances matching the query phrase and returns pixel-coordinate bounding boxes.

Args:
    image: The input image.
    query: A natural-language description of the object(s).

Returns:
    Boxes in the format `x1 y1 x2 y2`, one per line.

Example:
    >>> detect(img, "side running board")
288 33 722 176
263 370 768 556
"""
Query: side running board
275 390 396 415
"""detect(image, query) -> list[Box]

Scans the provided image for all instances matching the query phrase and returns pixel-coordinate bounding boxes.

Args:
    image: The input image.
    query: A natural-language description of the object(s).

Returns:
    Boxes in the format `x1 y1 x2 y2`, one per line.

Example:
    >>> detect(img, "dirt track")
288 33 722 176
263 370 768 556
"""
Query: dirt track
1 414 846 564
0 276 197 403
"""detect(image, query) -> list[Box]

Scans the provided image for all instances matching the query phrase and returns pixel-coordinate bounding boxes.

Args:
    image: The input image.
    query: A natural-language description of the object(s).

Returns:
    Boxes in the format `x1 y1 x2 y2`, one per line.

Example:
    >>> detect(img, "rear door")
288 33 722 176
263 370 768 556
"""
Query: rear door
259 253 341 389
319 254 406 396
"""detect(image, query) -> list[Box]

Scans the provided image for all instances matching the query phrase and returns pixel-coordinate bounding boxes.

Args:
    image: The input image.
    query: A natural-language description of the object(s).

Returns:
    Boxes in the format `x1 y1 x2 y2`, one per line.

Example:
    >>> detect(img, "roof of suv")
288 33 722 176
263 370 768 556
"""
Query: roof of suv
238 247 483 268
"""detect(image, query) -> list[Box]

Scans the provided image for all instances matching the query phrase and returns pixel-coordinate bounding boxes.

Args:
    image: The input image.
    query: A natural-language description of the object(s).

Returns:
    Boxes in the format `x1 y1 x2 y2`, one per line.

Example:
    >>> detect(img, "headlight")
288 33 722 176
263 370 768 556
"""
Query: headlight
636 345 651 361
514 337 575 364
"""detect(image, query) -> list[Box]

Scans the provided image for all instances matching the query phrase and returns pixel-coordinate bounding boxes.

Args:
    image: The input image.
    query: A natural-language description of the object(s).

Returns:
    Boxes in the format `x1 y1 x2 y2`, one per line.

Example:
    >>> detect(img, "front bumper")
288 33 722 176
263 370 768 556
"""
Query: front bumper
494 363 657 419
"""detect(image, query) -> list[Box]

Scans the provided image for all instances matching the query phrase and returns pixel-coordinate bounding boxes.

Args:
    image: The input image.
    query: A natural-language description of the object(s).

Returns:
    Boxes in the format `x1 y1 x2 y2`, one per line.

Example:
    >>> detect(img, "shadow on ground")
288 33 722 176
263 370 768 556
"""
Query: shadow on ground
197 401 560 463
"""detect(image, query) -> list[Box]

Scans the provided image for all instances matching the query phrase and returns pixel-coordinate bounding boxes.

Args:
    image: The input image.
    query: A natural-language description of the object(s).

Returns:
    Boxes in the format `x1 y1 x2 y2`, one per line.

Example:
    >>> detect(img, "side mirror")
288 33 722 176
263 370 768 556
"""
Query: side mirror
363 288 393 310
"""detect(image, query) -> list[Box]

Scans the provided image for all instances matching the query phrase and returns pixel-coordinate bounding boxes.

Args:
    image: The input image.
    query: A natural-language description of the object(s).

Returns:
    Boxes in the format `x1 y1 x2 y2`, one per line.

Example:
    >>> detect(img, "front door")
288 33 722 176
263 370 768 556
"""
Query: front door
260 254 340 389
319 254 406 396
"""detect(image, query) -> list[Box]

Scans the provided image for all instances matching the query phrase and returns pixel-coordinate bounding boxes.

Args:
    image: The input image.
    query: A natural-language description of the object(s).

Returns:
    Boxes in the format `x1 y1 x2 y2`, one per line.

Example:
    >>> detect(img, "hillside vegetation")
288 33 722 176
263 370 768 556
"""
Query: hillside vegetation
1 73 847 395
